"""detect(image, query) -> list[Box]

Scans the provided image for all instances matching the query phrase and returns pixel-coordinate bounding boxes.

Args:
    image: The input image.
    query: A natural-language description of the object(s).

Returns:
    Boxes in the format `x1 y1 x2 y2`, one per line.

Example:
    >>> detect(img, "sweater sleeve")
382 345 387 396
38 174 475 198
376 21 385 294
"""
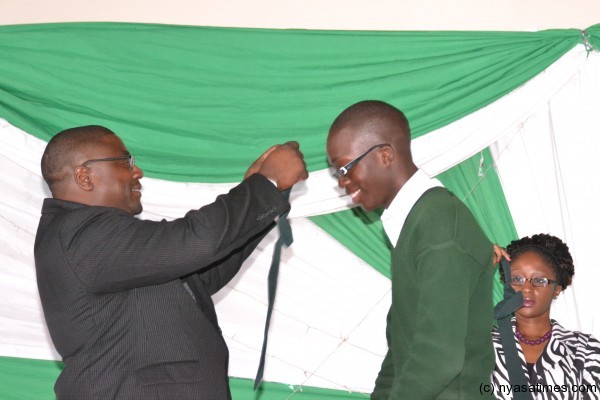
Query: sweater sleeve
386 241 481 398
372 312 395 400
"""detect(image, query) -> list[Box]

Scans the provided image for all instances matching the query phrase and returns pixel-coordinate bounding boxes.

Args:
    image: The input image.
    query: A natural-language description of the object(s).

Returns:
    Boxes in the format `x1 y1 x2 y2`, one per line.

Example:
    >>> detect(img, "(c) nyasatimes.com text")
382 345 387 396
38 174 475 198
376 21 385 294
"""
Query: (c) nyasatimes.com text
480 382 599 396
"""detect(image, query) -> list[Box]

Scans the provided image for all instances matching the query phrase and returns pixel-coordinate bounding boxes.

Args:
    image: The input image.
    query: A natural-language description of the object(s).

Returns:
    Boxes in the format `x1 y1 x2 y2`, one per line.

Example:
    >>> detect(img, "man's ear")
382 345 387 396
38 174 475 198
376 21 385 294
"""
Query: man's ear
74 166 94 191
380 146 394 167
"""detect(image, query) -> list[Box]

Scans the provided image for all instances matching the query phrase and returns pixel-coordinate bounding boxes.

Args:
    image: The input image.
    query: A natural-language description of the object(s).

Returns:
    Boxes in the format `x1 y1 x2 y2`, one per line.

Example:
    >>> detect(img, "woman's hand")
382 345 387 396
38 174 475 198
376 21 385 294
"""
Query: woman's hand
493 244 511 265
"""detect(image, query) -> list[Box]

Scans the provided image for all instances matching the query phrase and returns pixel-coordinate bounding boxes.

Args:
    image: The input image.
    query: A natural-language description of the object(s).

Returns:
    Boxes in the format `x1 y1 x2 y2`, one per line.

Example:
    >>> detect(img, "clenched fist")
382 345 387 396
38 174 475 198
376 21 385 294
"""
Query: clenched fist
245 141 309 190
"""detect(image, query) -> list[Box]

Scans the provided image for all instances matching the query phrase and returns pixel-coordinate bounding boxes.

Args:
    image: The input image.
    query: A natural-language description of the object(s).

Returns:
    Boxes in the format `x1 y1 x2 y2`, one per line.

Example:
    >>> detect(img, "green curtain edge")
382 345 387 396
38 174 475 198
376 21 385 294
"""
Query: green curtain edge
0 21 589 182
0 356 368 400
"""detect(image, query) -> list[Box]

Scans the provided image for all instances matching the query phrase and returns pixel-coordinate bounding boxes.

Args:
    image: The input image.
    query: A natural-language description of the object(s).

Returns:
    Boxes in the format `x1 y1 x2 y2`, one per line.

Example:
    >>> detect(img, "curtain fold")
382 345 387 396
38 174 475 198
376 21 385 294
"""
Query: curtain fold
585 23 600 50
0 22 584 181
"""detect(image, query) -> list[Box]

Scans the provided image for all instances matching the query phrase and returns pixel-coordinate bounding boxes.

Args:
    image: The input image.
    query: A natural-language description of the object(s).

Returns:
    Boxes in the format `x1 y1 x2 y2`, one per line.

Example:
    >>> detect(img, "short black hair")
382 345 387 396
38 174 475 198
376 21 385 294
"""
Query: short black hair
502 233 575 289
41 125 114 191
330 100 411 149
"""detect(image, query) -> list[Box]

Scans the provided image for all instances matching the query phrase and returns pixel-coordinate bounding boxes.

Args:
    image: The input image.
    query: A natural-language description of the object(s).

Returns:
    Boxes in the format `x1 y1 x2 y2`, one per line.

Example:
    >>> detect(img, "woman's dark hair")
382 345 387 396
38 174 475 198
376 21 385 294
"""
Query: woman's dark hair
500 233 575 289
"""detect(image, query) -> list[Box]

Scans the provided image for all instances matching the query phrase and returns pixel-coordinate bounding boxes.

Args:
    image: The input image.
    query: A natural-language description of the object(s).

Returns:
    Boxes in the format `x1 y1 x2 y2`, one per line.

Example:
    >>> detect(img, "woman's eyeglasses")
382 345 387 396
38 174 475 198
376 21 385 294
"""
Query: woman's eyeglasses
510 276 557 288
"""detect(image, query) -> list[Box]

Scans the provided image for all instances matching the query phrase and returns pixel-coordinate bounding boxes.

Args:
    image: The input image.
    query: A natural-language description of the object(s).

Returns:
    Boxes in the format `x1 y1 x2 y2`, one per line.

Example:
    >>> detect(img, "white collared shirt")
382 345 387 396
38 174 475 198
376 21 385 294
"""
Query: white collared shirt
380 169 444 248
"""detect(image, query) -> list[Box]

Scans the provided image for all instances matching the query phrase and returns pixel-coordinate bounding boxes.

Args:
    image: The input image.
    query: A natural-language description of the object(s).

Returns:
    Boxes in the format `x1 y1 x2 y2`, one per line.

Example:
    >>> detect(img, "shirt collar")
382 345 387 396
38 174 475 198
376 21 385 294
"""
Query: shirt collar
380 169 444 247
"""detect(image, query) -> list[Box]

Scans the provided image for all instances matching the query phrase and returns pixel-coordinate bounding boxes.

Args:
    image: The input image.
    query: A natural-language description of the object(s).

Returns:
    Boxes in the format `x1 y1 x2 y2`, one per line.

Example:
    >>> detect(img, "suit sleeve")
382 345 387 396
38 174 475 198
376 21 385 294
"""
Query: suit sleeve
61 174 289 293
198 224 274 295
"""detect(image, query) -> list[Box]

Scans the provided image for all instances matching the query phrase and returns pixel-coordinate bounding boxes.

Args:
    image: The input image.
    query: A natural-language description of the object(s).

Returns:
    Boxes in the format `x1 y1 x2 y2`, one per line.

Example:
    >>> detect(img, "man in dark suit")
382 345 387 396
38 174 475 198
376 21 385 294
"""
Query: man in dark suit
34 125 308 399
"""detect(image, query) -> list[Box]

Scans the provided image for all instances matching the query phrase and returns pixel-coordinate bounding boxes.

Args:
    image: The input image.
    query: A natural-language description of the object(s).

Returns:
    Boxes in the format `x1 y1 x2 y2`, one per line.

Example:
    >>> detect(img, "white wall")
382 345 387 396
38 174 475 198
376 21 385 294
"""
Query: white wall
1 0 599 30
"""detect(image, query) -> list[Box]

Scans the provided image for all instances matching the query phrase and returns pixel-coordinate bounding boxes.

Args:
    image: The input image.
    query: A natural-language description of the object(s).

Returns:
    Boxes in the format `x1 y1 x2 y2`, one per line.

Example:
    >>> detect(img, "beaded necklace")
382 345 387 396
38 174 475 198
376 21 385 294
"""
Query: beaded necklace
515 327 552 346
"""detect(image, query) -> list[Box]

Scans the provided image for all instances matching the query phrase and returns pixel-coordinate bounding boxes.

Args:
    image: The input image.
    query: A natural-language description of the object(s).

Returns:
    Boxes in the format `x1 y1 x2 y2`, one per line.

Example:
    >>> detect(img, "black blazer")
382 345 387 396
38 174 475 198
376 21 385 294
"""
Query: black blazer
34 174 289 400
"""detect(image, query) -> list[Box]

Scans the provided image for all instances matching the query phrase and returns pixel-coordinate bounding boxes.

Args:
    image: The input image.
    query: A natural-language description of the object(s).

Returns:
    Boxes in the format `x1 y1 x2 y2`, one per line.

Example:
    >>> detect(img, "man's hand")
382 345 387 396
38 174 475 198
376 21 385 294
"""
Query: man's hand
493 244 511 265
244 145 281 180
247 141 308 190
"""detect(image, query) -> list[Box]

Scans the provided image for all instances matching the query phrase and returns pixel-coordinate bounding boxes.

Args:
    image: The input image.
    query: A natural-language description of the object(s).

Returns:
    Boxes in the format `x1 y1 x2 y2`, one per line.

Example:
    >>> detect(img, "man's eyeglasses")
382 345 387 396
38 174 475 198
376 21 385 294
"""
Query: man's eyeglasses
510 276 557 288
81 155 135 170
333 143 390 179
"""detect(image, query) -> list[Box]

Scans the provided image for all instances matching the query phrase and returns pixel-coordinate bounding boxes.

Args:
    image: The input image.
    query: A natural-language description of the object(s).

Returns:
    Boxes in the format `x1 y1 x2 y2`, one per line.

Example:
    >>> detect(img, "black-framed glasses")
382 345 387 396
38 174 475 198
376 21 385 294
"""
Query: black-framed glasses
333 143 390 179
81 155 135 170
510 276 558 288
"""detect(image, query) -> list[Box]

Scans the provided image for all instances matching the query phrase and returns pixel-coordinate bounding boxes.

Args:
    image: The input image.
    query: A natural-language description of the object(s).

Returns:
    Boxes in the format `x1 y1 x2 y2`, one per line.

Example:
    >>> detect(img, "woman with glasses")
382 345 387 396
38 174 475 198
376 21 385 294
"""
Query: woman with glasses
491 234 600 399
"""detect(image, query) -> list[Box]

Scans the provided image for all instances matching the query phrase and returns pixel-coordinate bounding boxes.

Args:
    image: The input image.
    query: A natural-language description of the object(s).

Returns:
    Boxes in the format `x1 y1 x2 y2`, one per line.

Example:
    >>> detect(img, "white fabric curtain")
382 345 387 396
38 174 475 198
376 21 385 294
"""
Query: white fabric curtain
1 44 598 392
490 48 600 336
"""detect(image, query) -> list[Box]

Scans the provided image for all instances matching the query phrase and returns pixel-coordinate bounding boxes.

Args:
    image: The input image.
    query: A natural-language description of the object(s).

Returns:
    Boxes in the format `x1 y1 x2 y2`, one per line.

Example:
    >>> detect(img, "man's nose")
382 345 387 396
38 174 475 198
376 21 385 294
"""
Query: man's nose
337 175 350 189
132 165 144 179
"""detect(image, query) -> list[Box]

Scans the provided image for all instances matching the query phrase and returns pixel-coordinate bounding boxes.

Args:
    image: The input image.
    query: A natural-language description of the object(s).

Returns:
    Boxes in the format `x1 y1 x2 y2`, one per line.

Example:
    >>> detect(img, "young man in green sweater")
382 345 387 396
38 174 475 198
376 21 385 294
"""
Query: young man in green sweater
327 100 494 399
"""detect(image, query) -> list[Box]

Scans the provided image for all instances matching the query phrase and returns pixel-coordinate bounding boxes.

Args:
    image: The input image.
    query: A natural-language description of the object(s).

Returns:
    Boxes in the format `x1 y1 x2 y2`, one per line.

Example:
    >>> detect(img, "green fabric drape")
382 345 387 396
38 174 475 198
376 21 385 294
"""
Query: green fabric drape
311 208 390 276
437 148 518 304
0 22 588 182
585 23 600 51
0 356 368 400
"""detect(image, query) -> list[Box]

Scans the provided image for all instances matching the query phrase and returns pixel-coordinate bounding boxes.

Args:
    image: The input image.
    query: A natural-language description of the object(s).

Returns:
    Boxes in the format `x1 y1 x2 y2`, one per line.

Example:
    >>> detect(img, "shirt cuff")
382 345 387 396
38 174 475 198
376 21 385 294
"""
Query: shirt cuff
267 178 278 189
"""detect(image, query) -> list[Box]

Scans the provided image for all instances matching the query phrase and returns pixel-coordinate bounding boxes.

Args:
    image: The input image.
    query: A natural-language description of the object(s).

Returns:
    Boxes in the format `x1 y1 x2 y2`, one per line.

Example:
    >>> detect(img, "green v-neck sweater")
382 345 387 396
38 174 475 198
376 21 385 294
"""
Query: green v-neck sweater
372 187 495 399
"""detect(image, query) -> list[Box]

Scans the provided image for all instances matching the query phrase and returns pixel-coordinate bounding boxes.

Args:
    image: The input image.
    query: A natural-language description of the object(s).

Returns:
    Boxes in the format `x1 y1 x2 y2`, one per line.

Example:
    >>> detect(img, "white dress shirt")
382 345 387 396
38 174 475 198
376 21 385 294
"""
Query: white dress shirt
380 169 443 247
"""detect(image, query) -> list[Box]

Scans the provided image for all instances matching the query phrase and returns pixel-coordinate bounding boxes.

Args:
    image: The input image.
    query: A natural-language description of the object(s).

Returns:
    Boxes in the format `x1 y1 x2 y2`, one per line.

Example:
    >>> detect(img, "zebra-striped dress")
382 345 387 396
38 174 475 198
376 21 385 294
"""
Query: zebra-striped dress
491 318 600 399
